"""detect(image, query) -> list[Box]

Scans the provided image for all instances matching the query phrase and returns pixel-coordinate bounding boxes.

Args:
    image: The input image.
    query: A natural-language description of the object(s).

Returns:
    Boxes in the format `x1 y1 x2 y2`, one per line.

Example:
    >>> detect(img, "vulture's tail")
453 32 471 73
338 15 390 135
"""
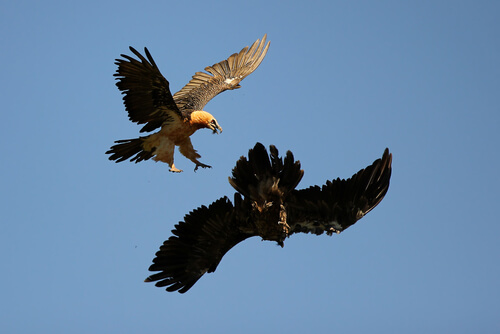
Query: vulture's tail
106 137 154 163
228 142 304 201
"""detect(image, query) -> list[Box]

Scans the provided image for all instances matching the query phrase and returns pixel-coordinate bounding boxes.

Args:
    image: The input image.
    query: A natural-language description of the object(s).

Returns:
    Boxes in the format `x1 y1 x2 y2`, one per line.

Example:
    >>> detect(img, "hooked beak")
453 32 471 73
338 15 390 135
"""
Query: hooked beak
211 122 222 134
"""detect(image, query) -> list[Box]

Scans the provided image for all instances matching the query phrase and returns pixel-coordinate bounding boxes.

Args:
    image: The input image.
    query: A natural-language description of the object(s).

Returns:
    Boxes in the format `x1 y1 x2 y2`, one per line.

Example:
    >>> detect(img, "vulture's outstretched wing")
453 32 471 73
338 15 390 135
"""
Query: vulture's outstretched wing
173 35 270 112
114 47 182 133
228 142 303 202
145 196 256 293
288 148 392 236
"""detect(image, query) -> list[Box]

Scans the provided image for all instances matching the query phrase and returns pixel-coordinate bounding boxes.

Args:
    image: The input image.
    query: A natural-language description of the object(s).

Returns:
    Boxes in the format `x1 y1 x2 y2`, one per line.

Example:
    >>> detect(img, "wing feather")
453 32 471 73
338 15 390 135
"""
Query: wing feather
288 149 392 236
173 35 270 112
145 196 255 293
114 47 182 132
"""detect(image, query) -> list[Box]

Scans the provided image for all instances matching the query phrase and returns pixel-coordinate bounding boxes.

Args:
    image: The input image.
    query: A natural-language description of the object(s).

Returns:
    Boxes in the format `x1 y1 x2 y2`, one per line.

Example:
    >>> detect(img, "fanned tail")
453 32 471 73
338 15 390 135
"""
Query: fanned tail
228 142 304 201
106 137 155 163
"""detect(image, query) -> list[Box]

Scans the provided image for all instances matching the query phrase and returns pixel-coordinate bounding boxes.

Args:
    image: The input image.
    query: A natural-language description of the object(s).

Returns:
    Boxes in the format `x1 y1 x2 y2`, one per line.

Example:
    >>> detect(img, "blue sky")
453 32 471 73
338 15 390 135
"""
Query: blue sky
2 0 499 333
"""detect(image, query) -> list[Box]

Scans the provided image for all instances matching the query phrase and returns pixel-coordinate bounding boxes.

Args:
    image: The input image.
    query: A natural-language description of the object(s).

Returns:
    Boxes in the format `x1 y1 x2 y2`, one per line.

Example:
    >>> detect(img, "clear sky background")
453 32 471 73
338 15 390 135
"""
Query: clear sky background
2 1 499 333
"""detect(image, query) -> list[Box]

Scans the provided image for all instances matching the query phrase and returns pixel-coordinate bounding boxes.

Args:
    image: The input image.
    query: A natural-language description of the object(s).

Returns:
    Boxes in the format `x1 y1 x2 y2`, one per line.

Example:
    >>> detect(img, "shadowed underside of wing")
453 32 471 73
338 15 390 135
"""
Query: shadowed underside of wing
145 196 255 293
173 35 270 112
114 47 182 133
288 148 392 236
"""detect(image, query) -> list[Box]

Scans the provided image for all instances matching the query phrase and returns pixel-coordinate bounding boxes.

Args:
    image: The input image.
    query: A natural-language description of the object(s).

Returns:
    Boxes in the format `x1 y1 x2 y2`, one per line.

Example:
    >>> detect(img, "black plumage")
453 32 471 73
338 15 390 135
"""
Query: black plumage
146 143 392 293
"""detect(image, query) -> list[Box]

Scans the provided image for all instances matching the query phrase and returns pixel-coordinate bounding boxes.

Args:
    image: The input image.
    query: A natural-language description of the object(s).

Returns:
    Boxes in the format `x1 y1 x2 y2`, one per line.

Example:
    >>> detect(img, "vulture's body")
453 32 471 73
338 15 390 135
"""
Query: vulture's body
106 35 270 172
146 143 392 293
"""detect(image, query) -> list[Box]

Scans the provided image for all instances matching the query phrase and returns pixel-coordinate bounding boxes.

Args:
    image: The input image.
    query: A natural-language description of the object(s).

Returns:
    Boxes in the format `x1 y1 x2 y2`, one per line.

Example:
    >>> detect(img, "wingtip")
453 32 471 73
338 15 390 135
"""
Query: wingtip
382 147 393 168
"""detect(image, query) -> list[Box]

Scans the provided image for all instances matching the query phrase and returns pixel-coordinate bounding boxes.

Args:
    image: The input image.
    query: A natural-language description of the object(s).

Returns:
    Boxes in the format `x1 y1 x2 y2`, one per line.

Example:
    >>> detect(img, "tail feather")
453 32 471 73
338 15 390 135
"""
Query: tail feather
106 137 155 163
228 142 304 201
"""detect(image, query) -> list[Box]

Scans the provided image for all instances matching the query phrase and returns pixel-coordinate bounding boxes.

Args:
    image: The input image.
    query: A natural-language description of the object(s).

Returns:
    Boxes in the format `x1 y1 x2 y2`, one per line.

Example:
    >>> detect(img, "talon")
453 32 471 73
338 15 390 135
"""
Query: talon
278 221 290 235
194 163 212 172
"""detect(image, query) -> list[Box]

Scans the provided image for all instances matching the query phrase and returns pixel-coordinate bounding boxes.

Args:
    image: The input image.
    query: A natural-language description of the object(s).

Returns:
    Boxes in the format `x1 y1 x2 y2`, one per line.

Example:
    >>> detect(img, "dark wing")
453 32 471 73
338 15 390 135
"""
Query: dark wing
145 196 256 293
287 148 392 236
114 47 183 133
228 142 304 202
173 35 270 112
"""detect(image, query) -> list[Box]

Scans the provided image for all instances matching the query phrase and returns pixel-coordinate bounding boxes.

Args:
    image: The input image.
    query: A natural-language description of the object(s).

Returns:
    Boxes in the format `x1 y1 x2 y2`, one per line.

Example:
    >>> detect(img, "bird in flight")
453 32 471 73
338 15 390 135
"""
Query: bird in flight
145 143 392 293
106 35 270 172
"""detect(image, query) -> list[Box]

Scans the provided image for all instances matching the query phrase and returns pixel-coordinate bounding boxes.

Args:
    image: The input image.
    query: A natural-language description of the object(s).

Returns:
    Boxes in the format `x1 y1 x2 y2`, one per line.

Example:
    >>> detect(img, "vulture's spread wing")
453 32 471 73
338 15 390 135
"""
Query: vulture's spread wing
287 148 392 236
145 196 255 293
114 47 182 133
173 35 270 112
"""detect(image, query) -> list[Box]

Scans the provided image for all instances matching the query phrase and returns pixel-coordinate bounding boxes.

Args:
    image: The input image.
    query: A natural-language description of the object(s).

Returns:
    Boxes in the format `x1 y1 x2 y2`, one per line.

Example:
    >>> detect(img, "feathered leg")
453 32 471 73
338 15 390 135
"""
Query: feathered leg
178 138 211 171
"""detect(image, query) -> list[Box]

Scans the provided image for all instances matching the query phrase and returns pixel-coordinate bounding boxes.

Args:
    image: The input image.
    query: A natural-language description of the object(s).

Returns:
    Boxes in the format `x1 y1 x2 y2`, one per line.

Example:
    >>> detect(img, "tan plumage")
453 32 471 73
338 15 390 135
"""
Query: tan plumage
145 143 392 293
106 35 270 172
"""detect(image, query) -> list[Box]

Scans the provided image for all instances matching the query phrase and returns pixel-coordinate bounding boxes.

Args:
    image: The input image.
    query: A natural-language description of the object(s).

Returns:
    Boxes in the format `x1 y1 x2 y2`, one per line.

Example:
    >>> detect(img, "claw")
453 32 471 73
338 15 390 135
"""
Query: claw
194 163 212 172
